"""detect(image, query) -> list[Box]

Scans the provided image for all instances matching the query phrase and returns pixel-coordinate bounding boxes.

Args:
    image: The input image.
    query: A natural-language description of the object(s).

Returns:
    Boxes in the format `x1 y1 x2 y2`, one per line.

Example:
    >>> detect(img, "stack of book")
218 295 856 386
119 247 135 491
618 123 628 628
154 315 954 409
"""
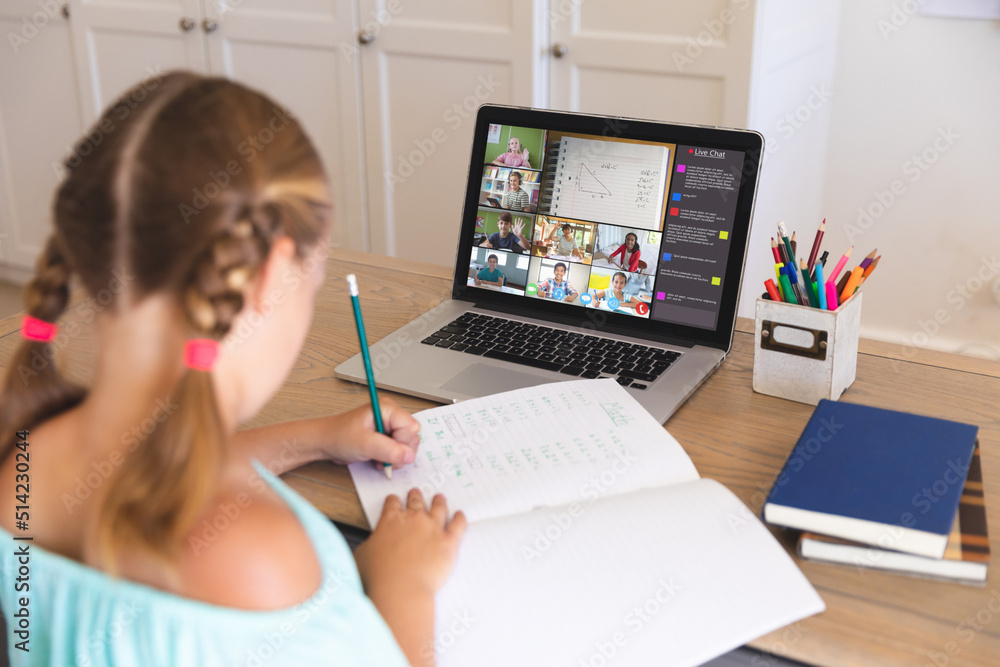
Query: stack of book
763 400 989 584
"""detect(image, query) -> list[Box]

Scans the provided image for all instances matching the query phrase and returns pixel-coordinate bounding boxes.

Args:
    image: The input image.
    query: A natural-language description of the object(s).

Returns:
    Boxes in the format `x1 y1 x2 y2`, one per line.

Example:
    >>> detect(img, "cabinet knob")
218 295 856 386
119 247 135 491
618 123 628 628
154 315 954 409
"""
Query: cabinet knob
552 43 569 58
358 30 375 45
179 17 196 32
202 18 219 33
61 4 69 19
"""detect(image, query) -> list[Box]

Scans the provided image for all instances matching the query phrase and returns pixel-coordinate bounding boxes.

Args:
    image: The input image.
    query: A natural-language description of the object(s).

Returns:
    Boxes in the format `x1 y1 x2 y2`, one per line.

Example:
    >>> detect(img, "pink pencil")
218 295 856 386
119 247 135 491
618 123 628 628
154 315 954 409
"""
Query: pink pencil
827 246 854 285
825 280 839 310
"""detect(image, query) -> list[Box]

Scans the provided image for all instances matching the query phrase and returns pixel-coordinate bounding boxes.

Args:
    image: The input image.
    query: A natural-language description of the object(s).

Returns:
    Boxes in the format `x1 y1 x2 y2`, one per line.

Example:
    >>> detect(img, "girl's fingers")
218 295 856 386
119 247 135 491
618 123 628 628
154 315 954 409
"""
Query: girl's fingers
406 487 426 511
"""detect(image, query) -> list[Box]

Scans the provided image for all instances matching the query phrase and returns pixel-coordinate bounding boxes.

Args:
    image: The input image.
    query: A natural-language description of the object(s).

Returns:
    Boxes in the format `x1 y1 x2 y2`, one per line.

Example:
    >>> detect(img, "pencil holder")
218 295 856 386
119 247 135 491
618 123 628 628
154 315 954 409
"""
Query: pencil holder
752 292 862 405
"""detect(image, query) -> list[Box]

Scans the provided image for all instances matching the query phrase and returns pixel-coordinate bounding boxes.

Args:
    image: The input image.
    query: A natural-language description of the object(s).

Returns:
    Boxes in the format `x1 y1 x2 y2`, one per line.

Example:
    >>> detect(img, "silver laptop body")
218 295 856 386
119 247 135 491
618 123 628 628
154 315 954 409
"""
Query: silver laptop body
337 105 763 423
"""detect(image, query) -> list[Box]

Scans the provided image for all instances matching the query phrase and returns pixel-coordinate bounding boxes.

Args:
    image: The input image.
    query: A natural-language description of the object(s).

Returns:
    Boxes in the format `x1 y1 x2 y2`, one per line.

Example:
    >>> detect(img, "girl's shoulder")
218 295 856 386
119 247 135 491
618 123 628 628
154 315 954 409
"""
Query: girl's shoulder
174 463 323 609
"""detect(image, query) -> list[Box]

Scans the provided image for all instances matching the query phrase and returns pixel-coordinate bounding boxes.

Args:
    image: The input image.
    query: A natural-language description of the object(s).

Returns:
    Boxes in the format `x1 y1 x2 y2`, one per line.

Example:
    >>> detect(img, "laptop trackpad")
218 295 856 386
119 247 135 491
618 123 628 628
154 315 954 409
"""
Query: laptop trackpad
441 363 555 396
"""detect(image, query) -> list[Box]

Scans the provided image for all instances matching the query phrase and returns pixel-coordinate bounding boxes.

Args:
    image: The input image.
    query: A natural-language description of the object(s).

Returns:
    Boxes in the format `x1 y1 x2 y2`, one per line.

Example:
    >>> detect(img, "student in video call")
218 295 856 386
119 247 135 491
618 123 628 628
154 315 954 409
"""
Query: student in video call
552 223 583 260
473 254 505 287
501 171 530 211
492 136 532 168
480 212 530 252
609 232 642 272
539 262 579 302
592 271 643 310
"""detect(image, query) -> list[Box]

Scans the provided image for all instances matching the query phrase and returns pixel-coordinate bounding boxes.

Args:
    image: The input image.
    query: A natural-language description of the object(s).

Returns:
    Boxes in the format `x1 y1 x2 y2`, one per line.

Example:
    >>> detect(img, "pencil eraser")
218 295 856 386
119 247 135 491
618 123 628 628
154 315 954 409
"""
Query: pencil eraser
346 274 359 296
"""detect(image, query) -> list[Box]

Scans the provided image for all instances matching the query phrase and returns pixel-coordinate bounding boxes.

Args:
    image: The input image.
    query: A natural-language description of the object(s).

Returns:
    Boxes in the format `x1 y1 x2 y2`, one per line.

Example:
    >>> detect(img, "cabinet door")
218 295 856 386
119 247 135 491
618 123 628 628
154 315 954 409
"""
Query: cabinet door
549 0 755 127
67 0 206 124
0 2 85 276
202 0 367 253
357 0 538 264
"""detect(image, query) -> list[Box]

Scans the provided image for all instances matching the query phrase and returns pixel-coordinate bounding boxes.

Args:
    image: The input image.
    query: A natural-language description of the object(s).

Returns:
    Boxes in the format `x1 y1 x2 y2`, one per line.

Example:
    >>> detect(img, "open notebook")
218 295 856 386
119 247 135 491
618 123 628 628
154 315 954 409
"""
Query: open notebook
349 380 824 666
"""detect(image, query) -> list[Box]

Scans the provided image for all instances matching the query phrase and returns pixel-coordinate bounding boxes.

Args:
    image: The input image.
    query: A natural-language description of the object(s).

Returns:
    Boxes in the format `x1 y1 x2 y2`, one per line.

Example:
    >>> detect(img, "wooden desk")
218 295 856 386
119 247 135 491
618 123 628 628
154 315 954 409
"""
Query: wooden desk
1 249 997 666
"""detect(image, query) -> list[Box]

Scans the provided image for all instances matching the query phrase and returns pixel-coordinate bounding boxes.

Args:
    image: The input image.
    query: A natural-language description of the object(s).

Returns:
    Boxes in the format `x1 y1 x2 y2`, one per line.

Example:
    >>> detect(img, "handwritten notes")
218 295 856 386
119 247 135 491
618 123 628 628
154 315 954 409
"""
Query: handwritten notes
349 379 699 525
549 137 670 231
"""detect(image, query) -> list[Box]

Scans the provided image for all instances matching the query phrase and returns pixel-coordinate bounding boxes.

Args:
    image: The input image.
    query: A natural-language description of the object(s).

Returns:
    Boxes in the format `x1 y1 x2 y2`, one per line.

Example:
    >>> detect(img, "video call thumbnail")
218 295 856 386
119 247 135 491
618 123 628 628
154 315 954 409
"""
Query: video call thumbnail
468 247 530 295
583 266 652 318
484 125 547 170
530 216 596 265
474 207 533 253
525 257 589 304
591 225 662 276
480 166 541 213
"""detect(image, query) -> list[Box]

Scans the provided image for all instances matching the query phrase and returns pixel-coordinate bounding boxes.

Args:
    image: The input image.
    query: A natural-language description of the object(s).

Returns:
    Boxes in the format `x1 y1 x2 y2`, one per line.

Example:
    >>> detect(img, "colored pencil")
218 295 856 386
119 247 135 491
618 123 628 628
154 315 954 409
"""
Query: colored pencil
765 279 781 301
347 274 392 480
828 246 854 284
861 255 881 283
771 237 782 263
840 266 864 303
815 261 828 309
807 219 825 272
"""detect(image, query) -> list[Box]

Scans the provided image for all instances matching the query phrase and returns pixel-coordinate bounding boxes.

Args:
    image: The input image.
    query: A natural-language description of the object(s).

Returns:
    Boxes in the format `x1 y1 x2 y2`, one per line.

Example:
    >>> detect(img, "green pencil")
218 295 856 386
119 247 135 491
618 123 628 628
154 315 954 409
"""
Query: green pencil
347 274 391 479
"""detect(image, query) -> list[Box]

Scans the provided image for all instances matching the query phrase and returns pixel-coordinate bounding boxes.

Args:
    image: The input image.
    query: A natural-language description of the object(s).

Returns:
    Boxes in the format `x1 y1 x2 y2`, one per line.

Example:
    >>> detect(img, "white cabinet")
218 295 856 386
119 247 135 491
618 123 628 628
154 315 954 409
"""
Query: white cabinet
355 0 538 260
0 1 83 281
65 0 367 254
0 0 840 284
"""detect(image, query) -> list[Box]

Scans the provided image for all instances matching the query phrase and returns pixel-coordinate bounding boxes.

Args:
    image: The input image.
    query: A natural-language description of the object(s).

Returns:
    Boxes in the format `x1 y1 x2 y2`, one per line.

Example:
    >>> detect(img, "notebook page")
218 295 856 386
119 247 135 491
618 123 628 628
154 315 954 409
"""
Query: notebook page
434 478 825 667
348 379 698 526
550 136 669 231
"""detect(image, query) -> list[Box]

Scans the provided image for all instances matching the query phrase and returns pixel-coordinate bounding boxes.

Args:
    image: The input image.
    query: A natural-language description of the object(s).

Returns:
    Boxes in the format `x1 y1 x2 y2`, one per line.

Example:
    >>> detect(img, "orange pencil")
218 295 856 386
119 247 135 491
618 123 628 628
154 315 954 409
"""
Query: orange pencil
861 255 881 282
840 266 864 303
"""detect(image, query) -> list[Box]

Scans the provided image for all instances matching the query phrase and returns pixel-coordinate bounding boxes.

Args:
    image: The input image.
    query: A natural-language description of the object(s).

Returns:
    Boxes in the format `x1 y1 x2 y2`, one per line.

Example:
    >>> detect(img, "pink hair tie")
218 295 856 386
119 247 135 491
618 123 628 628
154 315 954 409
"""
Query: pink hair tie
21 315 58 342
183 339 219 371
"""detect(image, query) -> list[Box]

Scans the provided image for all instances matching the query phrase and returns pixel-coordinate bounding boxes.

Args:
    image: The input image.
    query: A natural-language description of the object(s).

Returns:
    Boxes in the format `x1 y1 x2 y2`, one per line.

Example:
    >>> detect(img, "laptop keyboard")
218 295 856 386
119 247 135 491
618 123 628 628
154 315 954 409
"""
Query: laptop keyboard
421 313 682 390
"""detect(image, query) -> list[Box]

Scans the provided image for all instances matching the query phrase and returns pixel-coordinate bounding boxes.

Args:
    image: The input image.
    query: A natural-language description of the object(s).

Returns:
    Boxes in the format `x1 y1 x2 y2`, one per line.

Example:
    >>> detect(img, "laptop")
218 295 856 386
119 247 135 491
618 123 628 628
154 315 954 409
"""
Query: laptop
335 104 763 423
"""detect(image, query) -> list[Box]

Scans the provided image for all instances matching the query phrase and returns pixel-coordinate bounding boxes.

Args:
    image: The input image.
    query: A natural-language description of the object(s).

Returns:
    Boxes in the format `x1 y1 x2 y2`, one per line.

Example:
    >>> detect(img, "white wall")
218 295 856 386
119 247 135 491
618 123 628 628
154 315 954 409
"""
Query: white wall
818 0 1000 360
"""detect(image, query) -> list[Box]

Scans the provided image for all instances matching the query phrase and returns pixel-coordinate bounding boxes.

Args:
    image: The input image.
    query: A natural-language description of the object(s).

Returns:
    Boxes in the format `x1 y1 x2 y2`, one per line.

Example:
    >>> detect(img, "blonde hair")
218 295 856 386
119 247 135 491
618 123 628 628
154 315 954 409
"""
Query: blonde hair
0 72 331 573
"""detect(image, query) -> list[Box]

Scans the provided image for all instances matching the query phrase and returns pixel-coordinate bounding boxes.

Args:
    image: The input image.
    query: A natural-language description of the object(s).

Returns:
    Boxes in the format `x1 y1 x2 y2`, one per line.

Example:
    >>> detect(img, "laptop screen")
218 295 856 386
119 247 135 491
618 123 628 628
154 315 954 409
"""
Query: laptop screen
453 106 763 351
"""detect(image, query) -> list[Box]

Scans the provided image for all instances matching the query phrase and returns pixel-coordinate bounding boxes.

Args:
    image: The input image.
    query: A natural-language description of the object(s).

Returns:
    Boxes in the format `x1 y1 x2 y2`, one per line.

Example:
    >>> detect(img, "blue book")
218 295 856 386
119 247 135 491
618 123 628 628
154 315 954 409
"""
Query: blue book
763 400 978 559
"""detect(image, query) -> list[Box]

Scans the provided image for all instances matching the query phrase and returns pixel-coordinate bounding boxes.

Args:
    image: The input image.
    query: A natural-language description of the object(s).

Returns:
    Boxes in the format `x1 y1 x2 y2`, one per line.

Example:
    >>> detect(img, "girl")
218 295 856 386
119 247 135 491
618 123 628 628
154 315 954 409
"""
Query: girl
592 271 643 310
0 72 464 666
491 136 531 168
609 232 641 273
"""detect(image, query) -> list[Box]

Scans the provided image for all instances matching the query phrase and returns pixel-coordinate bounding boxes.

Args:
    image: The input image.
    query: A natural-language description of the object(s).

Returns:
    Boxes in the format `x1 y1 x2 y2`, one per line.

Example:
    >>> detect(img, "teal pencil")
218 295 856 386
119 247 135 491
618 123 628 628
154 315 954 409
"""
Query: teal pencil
347 274 391 479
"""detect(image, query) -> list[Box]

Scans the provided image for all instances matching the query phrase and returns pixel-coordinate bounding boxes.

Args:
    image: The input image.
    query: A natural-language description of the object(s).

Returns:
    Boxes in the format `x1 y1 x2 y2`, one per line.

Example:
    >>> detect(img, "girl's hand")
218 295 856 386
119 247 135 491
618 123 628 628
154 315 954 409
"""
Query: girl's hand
319 398 421 469
356 489 467 598
355 491 466 666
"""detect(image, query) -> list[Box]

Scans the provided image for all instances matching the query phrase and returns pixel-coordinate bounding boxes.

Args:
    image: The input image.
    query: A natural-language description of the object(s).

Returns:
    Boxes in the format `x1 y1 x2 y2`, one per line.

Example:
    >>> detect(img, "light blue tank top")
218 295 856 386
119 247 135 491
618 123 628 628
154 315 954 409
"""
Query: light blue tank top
0 460 409 666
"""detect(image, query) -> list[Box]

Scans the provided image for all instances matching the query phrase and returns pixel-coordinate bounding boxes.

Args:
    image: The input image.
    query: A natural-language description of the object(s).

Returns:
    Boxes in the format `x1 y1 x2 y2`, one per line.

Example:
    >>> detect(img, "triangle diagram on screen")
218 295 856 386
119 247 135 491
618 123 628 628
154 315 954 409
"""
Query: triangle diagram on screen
577 163 612 196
